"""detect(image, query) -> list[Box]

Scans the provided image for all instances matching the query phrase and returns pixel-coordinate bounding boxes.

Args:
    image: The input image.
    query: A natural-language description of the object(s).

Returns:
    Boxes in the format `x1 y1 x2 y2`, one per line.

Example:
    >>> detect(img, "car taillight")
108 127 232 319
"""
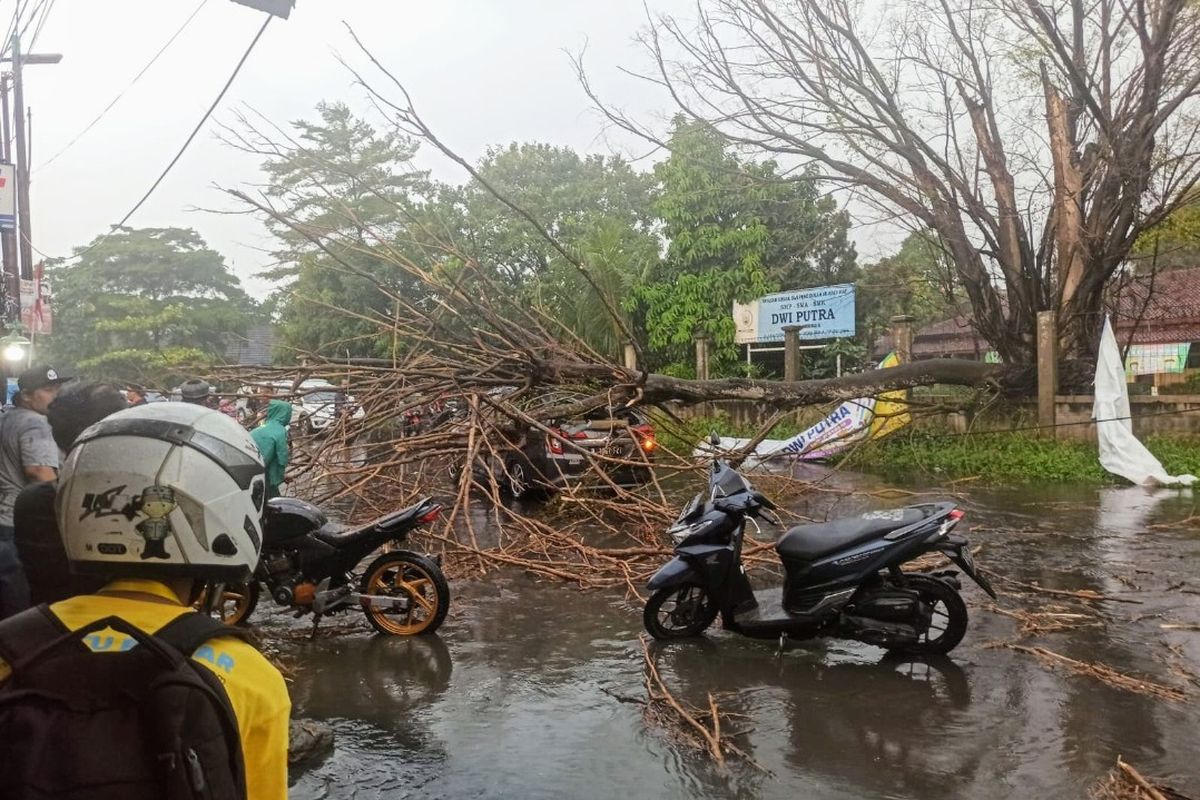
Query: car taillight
548 428 565 455
418 506 442 524
632 424 657 453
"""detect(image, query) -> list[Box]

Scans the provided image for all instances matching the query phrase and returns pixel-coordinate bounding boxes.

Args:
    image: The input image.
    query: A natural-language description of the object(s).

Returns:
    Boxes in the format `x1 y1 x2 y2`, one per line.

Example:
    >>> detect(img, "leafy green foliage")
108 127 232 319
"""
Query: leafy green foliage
448 143 659 360
807 339 870 379
857 231 962 347
641 117 857 373
262 102 433 359
46 227 252 383
842 430 1200 484
454 143 656 287
1132 201 1200 271
254 108 857 369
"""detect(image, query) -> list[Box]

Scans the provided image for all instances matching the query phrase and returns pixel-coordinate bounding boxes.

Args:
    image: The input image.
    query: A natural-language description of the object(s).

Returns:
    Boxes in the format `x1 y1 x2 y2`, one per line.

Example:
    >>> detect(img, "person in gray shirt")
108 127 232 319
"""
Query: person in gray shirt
0 365 70 617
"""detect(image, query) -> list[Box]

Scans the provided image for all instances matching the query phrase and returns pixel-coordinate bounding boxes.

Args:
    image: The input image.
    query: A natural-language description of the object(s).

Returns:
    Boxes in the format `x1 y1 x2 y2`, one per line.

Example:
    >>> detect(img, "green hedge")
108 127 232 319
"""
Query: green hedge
841 431 1200 484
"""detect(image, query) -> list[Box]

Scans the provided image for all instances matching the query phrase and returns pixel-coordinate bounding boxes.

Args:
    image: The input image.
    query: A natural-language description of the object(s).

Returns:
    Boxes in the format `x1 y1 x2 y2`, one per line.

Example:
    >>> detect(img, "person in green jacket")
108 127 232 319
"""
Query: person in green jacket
251 400 292 499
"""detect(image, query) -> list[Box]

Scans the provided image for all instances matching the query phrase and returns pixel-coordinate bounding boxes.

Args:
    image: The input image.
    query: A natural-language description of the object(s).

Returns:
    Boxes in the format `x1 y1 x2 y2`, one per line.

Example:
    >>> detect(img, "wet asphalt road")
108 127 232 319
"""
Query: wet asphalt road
279 467 1200 799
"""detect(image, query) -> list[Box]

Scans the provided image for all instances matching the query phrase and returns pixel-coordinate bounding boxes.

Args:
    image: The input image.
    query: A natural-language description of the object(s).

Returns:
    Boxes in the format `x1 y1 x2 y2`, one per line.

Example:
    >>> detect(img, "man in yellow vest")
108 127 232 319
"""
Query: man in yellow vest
0 403 289 800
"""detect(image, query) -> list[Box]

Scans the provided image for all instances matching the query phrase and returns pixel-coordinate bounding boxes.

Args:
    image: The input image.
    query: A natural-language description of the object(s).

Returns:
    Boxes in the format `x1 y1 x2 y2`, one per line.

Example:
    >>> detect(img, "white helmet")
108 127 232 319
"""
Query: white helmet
56 403 267 582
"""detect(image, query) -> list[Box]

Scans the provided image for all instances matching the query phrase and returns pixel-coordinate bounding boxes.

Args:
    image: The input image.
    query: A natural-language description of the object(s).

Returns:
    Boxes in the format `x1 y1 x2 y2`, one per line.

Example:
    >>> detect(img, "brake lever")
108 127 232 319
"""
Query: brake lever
762 508 782 527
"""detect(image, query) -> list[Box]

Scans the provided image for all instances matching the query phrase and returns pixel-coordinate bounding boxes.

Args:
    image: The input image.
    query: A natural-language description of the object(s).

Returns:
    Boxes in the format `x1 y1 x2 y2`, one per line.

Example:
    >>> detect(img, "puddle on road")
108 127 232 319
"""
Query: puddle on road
281 467 1200 799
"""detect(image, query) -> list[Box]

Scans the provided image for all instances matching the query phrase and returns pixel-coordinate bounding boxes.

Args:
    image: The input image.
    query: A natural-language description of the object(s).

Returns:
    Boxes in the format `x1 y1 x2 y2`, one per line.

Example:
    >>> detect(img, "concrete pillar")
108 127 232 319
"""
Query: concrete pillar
1037 310 1058 437
890 315 915 364
623 341 637 371
782 324 803 382
694 332 710 381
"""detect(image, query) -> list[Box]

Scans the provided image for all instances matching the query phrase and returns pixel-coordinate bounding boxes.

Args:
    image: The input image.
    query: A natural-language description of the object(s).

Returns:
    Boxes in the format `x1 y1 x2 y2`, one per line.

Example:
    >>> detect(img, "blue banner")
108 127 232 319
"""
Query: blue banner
756 284 855 341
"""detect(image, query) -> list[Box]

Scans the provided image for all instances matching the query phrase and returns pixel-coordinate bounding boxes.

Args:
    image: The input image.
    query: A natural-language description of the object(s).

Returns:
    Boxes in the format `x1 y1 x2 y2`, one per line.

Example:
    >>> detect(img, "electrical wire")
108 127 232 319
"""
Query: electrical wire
36 0 210 171
30 10 273 264
11 0 43 51
26 0 54 49
113 11 271 229
0 0 30 59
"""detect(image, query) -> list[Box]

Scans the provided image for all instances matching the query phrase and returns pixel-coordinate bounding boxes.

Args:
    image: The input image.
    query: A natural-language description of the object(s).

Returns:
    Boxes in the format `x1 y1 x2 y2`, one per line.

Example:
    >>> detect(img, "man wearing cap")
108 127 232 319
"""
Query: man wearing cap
0 365 69 617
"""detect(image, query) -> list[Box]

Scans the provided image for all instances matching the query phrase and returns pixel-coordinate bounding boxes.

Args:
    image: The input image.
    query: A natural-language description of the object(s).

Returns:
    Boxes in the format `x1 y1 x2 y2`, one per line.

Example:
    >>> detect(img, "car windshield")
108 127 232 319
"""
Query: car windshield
304 391 336 405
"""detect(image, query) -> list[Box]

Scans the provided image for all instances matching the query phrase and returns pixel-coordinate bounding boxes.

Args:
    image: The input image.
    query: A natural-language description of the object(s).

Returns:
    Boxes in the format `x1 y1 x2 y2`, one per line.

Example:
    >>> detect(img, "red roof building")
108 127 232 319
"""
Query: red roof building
875 267 1200 361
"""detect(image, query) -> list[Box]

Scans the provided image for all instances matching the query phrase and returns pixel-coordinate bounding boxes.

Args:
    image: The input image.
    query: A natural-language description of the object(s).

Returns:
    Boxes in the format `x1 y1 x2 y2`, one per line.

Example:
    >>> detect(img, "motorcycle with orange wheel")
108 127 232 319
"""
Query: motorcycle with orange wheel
201 496 450 635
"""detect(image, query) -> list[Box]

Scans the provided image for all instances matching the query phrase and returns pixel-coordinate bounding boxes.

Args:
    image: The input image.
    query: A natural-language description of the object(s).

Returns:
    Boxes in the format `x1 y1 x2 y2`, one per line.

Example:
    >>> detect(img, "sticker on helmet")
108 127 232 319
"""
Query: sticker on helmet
79 484 138 522
78 483 181 561
135 485 178 561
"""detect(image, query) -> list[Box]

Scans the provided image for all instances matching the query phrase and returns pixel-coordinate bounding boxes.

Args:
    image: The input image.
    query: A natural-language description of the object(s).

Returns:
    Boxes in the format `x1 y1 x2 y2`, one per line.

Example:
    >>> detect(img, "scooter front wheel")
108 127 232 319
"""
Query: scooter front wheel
644 583 718 640
199 581 259 626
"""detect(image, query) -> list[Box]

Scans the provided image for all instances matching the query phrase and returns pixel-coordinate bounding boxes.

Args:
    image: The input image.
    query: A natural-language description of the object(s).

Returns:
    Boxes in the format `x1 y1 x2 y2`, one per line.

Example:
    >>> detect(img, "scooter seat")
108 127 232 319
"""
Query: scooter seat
776 507 929 561
311 501 427 547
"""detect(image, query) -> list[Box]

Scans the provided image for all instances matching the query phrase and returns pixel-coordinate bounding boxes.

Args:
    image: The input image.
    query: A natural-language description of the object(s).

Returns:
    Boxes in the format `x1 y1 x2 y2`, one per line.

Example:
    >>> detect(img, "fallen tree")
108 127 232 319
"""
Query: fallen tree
214 29 1044 589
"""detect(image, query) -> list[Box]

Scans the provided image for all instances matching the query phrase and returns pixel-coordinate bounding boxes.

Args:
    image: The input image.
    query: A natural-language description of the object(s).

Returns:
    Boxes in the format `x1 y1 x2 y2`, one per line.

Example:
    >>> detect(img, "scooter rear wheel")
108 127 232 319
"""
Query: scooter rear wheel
360 551 451 636
890 574 968 656
644 583 718 640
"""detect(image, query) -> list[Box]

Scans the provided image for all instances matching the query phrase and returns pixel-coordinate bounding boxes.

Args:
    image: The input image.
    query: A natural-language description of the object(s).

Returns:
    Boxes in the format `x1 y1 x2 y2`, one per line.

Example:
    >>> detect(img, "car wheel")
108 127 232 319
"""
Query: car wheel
504 456 530 499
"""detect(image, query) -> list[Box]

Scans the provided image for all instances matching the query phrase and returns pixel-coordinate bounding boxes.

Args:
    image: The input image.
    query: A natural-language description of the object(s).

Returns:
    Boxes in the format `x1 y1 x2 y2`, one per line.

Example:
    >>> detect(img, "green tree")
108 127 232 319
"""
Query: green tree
1132 201 1200 272
455 143 655 288
642 118 857 373
857 231 962 350
447 143 659 359
260 102 433 359
46 227 252 381
535 216 658 360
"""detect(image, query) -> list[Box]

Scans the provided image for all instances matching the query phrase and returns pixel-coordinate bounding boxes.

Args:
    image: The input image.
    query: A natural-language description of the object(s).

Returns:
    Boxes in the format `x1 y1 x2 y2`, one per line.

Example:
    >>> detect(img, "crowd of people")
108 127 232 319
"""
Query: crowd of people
0 367 294 800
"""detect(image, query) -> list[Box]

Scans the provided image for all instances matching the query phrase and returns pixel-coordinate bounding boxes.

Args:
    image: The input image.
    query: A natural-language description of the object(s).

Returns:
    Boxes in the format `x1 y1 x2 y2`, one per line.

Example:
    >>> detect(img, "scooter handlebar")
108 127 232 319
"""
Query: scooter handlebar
755 505 782 527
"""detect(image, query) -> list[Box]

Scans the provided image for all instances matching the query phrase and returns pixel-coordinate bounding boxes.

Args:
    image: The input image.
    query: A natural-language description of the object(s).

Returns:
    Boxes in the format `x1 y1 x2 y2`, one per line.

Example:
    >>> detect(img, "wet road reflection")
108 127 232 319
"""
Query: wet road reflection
284 467 1200 799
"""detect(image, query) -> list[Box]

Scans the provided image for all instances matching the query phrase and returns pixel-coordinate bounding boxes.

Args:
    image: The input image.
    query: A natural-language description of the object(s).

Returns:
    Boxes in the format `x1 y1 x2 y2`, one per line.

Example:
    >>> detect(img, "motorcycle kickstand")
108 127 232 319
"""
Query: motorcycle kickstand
776 632 789 658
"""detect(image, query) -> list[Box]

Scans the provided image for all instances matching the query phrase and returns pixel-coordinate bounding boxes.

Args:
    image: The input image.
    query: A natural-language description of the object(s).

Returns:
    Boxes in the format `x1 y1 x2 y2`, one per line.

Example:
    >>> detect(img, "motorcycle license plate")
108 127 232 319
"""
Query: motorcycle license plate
600 443 625 457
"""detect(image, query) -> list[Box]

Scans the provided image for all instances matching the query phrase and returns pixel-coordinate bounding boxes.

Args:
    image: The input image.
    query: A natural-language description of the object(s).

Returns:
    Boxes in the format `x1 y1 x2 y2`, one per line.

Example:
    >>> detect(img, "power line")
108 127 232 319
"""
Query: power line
11 0 41 50
24 11 271 264
114 11 271 229
26 0 54 49
36 0 210 171
0 0 30 58
28 10 275 266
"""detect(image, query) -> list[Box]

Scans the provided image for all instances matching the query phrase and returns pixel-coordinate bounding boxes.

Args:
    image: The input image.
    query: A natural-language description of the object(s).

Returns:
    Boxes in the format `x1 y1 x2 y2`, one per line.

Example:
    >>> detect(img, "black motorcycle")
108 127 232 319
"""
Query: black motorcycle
206 497 450 636
643 440 995 654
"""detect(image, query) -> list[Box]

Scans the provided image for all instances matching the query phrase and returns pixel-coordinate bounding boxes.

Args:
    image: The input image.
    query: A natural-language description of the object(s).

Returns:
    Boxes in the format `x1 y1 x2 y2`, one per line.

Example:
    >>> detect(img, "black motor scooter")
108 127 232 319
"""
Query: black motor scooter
205 496 450 636
643 438 995 654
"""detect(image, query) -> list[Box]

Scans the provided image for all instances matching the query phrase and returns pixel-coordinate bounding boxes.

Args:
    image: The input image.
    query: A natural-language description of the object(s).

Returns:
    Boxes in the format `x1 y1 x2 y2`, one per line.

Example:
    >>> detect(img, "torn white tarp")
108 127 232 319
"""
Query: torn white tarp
1093 317 1195 487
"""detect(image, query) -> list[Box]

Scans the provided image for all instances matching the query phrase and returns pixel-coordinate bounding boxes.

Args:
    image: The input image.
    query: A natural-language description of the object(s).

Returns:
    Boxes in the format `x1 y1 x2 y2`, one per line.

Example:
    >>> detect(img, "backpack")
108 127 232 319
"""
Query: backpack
0 605 248 800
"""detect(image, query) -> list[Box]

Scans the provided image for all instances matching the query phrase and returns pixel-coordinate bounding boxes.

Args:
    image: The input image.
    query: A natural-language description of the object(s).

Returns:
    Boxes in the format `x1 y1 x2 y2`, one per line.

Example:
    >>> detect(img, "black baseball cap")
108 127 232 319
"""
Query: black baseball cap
18 364 73 393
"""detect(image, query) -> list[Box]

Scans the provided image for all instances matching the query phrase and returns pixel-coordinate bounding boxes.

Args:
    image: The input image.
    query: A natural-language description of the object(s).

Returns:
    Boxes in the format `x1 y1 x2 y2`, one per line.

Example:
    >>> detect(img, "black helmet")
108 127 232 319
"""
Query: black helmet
179 378 212 404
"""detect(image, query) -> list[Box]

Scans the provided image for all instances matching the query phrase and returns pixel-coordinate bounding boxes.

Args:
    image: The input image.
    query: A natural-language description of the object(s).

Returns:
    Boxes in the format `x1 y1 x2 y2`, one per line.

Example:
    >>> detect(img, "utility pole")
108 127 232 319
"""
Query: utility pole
0 74 15 320
11 32 30 281
0 32 62 324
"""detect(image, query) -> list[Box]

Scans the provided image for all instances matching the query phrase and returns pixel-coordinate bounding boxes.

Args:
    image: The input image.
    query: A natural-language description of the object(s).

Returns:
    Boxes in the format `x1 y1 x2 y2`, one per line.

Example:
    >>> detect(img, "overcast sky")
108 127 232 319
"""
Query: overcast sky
24 1 889 298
